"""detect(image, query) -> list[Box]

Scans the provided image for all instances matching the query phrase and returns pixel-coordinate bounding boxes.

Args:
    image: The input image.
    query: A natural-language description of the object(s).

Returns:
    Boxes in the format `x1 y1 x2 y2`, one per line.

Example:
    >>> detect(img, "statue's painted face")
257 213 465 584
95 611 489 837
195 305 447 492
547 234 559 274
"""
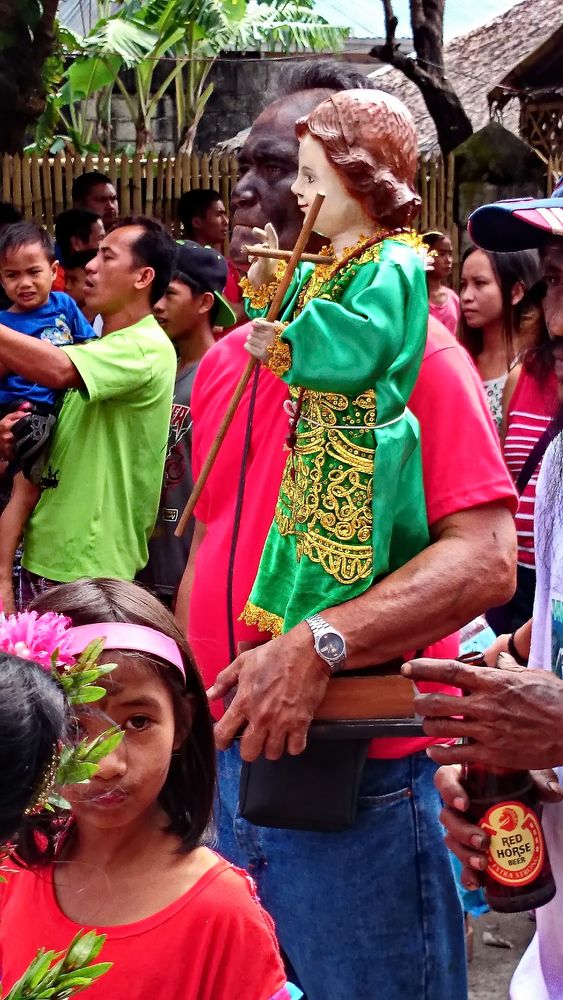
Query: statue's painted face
291 133 371 240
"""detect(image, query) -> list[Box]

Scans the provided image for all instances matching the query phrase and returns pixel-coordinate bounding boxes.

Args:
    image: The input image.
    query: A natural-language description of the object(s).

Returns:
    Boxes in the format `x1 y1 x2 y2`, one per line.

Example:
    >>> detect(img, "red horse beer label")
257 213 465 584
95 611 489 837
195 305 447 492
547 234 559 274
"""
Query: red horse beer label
480 800 545 887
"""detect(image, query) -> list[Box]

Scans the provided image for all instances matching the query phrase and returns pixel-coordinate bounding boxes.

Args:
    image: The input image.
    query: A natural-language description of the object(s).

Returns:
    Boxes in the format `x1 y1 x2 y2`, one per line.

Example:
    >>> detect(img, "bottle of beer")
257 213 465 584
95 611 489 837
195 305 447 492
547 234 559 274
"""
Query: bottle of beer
463 763 556 913
457 652 556 912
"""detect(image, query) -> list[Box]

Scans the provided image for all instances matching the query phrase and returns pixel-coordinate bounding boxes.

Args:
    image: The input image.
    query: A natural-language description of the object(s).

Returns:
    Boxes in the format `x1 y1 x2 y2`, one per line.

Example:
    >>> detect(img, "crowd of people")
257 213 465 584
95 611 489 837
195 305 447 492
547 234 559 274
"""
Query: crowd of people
0 58 561 1000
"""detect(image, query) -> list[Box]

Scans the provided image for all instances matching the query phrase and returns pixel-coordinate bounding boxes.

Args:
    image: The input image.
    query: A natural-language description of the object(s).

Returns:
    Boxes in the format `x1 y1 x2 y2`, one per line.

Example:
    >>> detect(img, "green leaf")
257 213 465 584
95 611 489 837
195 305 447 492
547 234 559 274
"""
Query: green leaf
84 17 160 67
64 931 107 971
4 932 110 999
83 729 124 764
57 762 98 784
61 56 121 104
68 685 108 704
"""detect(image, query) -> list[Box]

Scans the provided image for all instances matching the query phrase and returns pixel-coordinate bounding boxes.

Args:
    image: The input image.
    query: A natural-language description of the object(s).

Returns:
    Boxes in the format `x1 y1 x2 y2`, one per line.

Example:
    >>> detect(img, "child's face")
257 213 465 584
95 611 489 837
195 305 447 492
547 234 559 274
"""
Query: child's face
153 279 208 341
291 133 371 240
430 237 453 280
64 266 88 309
0 241 57 311
65 656 191 834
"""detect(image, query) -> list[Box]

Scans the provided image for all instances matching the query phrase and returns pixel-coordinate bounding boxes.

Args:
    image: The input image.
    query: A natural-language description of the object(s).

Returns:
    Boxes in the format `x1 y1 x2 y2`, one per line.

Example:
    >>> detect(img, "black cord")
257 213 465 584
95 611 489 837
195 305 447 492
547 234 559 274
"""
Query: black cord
226 363 261 663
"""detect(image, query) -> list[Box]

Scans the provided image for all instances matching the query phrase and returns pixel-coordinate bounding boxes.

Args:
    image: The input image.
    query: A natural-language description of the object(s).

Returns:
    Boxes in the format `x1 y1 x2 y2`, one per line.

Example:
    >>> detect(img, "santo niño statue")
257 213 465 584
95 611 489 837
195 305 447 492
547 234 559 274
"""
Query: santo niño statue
240 89 430 636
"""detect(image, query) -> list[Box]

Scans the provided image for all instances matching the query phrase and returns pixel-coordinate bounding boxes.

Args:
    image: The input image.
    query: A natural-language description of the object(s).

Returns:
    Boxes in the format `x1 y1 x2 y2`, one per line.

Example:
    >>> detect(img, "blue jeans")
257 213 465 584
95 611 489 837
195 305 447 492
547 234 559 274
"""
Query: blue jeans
215 744 467 1000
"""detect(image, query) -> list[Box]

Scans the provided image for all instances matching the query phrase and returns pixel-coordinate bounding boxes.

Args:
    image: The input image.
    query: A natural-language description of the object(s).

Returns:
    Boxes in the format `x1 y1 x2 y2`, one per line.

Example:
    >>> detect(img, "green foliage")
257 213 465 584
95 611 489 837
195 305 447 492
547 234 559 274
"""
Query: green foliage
0 0 45 49
4 930 111 999
31 0 348 154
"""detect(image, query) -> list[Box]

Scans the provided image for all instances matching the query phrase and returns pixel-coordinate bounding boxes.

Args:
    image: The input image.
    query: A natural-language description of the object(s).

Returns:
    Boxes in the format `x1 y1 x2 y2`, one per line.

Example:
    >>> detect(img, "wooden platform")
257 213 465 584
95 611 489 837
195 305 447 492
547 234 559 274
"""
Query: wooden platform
314 673 417 721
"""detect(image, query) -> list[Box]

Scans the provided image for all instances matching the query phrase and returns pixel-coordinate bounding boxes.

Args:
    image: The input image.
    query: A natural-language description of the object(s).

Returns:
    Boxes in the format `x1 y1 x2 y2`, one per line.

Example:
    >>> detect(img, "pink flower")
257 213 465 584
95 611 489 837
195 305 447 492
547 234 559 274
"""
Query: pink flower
0 609 76 671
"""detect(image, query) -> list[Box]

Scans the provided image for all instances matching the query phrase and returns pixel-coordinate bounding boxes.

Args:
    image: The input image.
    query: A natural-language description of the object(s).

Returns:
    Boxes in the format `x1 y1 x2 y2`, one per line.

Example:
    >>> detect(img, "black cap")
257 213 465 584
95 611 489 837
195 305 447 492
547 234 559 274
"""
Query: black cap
176 241 236 327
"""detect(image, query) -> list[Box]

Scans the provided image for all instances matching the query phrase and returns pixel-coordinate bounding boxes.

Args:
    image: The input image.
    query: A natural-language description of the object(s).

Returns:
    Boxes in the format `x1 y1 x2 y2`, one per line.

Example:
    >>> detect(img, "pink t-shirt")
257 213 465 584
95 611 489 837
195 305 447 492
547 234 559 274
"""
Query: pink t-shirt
188 316 517 758
428 287 460 337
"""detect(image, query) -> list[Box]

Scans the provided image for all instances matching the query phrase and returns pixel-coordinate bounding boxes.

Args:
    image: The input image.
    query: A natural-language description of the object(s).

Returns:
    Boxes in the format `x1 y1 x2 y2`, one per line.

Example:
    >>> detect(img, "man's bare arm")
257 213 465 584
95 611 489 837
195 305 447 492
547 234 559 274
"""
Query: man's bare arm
326 501 516 668
0 325 83 389
210 501 517 760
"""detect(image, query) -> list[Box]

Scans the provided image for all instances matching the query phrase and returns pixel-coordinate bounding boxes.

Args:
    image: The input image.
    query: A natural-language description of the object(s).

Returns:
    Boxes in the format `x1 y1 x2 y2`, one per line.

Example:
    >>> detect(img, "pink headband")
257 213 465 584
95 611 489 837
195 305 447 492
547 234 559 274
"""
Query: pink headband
65 623 186 681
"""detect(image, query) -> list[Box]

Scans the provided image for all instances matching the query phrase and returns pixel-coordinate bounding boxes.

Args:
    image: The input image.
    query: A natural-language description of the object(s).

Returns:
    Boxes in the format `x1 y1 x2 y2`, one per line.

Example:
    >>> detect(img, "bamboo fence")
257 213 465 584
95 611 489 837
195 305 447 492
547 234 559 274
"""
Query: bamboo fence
1 151 239 236
2 150 455 236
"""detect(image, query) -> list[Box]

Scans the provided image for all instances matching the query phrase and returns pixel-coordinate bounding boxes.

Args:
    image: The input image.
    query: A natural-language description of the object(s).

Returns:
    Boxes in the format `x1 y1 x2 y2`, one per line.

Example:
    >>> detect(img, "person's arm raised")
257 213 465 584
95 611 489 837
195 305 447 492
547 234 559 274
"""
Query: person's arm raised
0 324 83 389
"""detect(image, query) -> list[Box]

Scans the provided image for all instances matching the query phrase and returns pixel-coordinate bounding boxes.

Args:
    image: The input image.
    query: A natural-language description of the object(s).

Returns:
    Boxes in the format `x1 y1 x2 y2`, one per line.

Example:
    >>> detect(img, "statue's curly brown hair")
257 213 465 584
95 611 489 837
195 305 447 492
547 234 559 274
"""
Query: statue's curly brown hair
296 89 421 229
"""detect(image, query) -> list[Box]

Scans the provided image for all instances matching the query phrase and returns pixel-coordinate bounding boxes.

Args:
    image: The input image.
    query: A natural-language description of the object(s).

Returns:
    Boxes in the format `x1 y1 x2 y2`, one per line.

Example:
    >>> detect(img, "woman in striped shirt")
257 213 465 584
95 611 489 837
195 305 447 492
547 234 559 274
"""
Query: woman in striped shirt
488 309 558 633
459 247 541 430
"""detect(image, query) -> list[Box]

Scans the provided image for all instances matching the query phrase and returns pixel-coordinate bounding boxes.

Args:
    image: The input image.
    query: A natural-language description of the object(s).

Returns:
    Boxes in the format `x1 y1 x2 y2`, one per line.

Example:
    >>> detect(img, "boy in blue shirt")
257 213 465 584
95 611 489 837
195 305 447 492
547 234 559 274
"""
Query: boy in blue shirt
0 222 96 612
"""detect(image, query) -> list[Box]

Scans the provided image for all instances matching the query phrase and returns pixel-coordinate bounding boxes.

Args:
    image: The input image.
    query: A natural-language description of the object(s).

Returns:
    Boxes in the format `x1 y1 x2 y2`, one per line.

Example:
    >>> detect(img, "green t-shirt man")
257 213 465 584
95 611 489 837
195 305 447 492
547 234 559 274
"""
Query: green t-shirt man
22 314 176 583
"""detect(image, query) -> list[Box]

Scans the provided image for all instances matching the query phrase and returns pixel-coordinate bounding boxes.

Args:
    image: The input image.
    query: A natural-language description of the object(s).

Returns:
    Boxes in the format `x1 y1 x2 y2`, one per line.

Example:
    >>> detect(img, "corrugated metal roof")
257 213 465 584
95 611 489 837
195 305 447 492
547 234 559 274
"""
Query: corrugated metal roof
59 0 120 35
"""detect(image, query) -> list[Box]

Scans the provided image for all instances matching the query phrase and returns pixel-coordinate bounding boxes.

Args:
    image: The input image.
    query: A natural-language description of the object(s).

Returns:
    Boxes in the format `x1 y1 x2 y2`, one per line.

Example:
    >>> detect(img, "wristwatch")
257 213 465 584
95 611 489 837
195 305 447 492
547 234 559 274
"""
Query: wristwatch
305 614 347 675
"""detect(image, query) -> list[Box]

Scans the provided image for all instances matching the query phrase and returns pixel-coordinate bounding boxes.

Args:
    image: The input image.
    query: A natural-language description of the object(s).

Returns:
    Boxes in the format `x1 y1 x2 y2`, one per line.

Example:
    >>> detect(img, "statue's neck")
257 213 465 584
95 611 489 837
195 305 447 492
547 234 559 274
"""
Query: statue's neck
332 222 382 259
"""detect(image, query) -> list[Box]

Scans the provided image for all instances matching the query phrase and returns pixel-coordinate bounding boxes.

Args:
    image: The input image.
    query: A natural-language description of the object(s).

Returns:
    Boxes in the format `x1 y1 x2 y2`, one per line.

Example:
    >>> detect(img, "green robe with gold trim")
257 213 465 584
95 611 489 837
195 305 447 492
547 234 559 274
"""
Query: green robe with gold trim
241 236 429 636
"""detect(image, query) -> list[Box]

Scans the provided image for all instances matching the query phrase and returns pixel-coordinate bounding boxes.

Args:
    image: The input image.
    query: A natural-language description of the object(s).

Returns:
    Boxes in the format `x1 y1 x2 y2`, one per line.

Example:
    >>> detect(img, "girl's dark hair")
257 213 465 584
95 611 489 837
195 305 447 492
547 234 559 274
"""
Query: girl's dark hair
19 579 216 864
459 246 542 363
421 230 447 249
0 653 65 845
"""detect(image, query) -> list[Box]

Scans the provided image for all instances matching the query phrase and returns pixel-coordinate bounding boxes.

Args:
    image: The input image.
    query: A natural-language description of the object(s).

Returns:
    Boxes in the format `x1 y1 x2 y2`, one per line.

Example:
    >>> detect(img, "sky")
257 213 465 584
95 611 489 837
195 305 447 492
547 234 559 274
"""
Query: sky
314 0 521 40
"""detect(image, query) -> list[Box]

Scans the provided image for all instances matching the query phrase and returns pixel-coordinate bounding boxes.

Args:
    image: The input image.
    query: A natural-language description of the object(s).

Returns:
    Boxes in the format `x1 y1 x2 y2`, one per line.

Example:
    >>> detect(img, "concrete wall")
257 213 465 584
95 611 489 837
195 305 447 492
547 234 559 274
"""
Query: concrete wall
84 55 377 153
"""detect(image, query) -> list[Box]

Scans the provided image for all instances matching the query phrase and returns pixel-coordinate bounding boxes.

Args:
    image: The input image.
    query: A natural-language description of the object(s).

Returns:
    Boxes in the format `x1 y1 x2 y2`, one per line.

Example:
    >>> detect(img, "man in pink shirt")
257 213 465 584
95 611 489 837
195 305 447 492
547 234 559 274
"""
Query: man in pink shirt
176 62 517 1000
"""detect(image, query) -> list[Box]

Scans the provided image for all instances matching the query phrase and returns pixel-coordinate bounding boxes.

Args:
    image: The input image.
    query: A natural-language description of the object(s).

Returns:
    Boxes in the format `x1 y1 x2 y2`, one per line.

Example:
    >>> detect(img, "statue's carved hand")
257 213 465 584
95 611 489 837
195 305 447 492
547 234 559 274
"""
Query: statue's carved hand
247 223 279 288
244 318 277 362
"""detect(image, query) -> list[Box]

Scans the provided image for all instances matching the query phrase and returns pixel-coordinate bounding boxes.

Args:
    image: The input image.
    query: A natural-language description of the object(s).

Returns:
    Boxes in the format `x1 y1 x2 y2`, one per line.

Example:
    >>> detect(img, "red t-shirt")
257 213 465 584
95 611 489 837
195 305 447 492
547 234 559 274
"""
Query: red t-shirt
52 266 66 292
224 259 242 305
0 857 293 1000
188 316 517 757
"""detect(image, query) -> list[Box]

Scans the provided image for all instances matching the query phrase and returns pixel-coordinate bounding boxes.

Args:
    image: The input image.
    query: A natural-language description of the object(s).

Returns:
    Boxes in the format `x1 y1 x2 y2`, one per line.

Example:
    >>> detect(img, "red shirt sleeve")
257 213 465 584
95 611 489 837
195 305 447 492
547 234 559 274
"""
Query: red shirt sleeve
410 318 517 526
224 260 242 304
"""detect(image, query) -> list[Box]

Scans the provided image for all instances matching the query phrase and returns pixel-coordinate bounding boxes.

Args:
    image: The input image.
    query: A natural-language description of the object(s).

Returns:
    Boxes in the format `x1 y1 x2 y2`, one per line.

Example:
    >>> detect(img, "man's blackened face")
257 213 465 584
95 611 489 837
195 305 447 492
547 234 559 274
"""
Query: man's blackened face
229 89 331 270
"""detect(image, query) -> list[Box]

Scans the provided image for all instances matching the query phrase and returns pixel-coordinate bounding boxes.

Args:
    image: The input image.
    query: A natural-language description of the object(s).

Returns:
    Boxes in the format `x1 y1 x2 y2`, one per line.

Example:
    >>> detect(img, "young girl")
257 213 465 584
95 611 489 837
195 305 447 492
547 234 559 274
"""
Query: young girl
459 246 540 429
240 89 429 637
422 230 460 335
0 578 299 1000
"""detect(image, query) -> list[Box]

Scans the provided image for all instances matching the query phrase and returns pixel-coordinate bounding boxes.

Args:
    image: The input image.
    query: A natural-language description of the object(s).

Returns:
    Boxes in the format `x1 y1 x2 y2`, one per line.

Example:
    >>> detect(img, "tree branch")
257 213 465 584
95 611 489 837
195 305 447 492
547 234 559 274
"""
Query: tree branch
370 0 473 155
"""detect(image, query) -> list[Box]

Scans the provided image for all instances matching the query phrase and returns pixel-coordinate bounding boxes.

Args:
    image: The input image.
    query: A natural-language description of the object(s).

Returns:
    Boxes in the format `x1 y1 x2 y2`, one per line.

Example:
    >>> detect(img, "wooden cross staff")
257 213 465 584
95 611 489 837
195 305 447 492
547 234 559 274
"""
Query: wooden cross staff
175 192 326 537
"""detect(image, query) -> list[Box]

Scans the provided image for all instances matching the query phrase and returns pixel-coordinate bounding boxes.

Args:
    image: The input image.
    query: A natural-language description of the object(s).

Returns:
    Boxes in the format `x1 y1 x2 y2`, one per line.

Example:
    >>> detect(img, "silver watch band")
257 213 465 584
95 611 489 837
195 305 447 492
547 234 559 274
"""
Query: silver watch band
307 613 330 638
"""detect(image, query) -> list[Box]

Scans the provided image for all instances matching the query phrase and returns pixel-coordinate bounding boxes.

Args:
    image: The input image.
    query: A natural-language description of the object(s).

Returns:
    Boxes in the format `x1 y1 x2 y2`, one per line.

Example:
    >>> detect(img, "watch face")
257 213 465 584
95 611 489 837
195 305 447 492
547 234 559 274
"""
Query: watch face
317 632 345 661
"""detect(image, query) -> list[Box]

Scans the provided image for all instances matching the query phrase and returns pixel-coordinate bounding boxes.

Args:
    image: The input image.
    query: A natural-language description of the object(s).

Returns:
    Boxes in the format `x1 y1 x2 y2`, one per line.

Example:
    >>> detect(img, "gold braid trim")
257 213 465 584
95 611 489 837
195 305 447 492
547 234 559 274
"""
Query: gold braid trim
240 602 284 637
266 321 292 378
24 742 61 817
240 261 287 310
